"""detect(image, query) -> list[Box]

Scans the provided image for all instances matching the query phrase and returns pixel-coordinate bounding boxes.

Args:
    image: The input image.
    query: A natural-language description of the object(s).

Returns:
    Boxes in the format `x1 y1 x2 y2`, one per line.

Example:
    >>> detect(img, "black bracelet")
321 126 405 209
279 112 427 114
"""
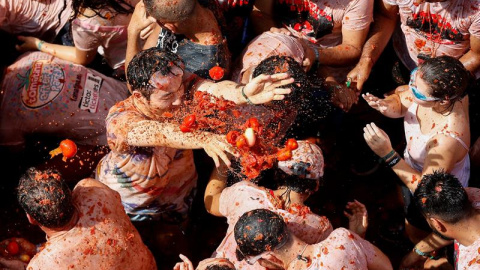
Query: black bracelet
379 150 396 163
386 154 401 168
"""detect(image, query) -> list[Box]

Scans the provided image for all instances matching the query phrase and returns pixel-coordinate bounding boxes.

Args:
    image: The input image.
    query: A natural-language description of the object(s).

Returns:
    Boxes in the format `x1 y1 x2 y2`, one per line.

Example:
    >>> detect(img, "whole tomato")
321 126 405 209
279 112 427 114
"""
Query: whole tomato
209 66 225 81
285 138 299 150
60 139 77 158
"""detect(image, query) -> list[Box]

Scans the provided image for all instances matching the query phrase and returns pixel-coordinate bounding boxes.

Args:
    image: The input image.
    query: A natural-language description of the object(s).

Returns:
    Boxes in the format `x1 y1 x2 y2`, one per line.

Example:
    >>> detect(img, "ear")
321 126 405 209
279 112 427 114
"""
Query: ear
429 217 447 232
26 213 38 225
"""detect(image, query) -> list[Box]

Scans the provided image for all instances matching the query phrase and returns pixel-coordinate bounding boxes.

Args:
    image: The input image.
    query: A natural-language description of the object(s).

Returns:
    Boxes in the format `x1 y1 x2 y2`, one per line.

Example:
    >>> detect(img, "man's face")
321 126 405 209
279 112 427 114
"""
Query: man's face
148 65 185 113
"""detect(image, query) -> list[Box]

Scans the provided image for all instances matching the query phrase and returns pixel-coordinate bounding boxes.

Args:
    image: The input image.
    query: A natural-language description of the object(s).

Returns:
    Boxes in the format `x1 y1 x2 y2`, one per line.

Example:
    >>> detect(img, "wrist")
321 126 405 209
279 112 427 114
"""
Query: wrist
37 40 45 51
241 86 254 105
359 56 374 68
413 247 440 260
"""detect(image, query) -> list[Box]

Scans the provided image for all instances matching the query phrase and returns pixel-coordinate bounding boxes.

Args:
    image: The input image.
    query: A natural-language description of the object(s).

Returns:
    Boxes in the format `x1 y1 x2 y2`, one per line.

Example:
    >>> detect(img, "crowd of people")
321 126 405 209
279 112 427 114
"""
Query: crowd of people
1 0 480 269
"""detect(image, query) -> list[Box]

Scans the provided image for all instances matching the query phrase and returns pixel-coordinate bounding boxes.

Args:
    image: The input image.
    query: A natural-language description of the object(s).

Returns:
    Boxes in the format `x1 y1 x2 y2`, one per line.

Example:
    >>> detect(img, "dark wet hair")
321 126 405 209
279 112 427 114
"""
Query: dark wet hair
234 209 289 259
17 168 74 228
72 0 134 19
206 265 235 270
418 56 471 110
126 47 184 99
274 168 318 194
414 170 472 224
144 0 196 22
252 55 308 109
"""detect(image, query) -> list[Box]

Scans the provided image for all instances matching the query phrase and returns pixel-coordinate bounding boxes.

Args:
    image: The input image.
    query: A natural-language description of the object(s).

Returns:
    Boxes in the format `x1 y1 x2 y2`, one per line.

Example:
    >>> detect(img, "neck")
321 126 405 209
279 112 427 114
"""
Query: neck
452 211 480 246
273 188 309 206
41 211 78 239
274 234 310 269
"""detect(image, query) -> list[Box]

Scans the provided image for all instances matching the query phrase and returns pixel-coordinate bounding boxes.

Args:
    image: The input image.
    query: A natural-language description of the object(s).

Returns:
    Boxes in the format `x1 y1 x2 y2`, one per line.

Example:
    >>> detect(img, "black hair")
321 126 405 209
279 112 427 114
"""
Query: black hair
144 0 196 22
418 56 472 112
72 0 134 19
252 55 331 139
126 47 184 99
274 167 319 194
414 170 472 224
205 265 235 270
252 55 308 109
234 209 288 259
17 168 74 228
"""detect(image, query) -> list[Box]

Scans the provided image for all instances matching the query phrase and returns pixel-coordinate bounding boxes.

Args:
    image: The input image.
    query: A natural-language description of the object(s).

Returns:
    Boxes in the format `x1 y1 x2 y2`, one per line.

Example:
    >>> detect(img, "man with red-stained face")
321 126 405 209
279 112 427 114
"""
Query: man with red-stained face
234 209 393 270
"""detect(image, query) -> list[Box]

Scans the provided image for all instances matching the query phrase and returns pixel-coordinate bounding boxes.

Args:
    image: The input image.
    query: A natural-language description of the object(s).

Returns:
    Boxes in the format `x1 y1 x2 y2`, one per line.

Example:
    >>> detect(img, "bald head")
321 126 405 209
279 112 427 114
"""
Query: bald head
144 0 196 22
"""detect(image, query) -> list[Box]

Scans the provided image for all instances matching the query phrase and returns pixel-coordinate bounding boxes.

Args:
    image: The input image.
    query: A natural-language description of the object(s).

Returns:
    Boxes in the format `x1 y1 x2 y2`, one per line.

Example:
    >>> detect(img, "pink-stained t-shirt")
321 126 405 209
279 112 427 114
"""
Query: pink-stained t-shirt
0 51 129 147
403 102 470 187
27 179 157 270
0 0 72 42
96 95 197 221
214 181 333 270
454 188 480 269
72 7 135 69
305 228 376 270
384 0 480 78
231 32 305 83
274 0 373 82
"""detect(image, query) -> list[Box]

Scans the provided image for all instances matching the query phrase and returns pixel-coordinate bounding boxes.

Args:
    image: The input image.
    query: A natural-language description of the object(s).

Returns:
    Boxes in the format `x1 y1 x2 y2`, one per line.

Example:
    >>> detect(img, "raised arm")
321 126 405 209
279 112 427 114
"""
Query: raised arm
364 123 468 193
16 36 97 66
127 120 235 167
362 85 412 118
204 164 229 217
193 73 293 105
125 1 157 72
347 1 399 91
460 35 480 76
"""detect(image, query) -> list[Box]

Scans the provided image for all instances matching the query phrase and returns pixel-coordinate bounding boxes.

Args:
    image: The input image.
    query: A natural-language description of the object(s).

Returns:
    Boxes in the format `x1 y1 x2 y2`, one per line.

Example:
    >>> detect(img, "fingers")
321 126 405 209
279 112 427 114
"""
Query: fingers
179 254 193 268
204 148 220 168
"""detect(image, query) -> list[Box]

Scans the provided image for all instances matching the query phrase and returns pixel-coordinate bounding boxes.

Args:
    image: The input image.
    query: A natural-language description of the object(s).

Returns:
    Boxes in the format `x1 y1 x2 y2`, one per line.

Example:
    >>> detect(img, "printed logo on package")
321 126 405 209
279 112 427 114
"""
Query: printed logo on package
79 72 103 113
20 60 65 108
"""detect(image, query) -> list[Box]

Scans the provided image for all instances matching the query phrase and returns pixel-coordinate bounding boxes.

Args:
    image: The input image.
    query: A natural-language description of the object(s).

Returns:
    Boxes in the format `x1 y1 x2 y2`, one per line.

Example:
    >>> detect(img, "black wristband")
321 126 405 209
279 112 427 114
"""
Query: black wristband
387 154 401 168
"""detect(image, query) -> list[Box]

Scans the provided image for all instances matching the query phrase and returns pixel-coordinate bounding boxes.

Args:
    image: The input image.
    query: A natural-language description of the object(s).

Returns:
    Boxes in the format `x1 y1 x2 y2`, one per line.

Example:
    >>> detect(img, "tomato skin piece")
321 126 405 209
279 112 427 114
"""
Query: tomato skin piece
247 118 260 131
182 114 196 127
285 138 298 150
209 66 225 81
180 124 191 133
226 131 240 145
277 148 292 161
236 135 248 149
6 240 19 256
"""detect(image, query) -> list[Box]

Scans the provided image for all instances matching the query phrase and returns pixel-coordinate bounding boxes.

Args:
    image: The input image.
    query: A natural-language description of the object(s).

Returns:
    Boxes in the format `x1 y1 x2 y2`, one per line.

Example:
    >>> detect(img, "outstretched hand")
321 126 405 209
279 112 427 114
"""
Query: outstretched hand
243 73 293 104
362 93 389 113
202 134 237 168
173 254 194 270
363 122 393 157
344 200 368 238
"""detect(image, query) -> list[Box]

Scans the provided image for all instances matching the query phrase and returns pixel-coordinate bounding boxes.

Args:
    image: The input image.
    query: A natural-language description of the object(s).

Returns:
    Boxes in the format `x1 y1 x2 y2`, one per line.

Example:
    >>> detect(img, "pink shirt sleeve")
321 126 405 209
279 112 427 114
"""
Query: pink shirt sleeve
72 18 101 52
468 8 480 39
342 0 374 31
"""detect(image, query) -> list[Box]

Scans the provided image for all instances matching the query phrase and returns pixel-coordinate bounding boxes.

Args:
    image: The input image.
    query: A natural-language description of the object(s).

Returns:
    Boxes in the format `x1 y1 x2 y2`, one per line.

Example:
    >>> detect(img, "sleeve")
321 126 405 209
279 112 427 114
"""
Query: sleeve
383 0 398 7
468 8 480 39
72 18 102 51
105 105 147 152
342 0 374 31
